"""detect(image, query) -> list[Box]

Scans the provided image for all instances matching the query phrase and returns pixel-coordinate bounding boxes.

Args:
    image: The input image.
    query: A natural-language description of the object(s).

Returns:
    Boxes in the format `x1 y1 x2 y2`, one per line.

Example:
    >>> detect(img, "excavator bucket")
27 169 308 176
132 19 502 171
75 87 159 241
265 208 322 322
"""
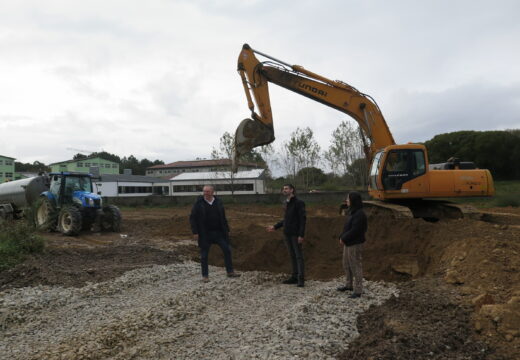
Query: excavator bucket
232 118 274 172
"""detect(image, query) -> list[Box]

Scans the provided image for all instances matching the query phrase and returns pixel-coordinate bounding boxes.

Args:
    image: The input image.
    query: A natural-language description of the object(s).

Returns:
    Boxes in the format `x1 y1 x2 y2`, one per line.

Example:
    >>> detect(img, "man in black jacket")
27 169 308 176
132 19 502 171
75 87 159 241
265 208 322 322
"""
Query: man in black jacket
338 191 367 298
267 184 306 287
189 185 240 282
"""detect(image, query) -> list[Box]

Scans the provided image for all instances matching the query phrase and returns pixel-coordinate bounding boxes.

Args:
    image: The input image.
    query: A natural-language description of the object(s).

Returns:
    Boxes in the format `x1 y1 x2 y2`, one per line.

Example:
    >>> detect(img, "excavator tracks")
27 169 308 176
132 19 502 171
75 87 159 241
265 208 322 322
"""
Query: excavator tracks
363 199 483 221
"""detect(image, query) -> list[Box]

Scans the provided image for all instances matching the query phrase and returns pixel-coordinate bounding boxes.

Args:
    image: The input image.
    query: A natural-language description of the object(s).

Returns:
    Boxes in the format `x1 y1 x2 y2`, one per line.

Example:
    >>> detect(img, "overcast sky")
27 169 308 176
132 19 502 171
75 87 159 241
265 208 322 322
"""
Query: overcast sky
1 0 519 167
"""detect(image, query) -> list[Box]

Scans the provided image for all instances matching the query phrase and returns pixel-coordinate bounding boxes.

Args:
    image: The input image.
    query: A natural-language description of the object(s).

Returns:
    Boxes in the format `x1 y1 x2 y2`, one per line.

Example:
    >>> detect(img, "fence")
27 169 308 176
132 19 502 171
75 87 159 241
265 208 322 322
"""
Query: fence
104 190 369 207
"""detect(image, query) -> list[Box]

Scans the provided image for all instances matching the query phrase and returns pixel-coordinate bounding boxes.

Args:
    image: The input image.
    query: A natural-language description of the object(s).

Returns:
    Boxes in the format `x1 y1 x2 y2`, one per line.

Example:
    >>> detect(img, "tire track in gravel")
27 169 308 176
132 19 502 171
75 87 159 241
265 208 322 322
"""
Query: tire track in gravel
1 262 397 360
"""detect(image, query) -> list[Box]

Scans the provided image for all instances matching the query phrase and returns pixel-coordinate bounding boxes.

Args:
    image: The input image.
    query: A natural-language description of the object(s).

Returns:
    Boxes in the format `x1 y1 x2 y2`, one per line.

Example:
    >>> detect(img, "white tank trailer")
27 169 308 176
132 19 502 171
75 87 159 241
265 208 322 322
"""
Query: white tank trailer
0 173 121 236
0 176 49 219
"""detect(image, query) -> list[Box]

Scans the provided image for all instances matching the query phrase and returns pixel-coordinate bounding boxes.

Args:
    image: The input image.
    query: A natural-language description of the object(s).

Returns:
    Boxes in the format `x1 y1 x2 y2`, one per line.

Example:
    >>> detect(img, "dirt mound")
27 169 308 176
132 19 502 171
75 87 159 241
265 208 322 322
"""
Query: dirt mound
0 245 183 291
123 215 193 239
338 278 496 360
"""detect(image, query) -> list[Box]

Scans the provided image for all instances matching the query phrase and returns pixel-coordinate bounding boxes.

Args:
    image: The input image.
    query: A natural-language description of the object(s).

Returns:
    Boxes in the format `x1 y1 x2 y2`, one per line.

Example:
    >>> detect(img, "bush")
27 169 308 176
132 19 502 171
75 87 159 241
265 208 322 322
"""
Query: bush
0 220 45 271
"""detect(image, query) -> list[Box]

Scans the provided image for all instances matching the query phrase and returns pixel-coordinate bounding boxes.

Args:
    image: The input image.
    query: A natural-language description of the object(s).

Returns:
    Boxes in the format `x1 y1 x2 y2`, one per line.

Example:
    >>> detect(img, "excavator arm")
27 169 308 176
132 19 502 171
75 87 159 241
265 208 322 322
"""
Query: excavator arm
233 43 395 170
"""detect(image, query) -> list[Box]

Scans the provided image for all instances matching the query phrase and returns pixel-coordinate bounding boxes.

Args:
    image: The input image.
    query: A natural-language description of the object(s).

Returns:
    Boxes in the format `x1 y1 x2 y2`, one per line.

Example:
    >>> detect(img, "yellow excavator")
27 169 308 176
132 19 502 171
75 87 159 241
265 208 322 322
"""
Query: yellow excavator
233 44 494 219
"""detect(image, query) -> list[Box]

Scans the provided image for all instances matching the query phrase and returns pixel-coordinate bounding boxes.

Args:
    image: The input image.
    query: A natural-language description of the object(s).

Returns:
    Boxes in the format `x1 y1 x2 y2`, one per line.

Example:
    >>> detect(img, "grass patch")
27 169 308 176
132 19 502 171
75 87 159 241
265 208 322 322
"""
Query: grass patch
491 194 520 207
452 180 520 208
0 220 45 271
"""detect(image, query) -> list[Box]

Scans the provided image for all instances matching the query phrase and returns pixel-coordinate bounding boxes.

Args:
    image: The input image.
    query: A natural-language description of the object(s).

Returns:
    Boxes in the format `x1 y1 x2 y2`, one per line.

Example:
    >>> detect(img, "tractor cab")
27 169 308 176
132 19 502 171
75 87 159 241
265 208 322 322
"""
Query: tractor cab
47 172 101 209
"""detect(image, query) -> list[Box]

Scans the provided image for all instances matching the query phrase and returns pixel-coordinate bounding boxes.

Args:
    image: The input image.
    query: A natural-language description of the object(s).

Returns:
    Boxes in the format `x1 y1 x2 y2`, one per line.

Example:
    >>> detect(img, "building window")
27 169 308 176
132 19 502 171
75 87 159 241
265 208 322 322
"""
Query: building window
172 183 254 192
112 164 117 168
5 160 13 166
60 165 67 168
85 163 91 167
78 162 83 167
173 185 204 193
92 163 98 166
0 160 3 165
118 186 153 194
5 172 13 178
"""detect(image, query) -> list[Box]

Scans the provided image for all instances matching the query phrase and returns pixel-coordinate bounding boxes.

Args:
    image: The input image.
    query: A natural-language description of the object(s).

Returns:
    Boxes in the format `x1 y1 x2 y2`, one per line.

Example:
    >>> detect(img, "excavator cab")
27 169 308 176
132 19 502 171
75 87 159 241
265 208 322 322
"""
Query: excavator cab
380 149 427 191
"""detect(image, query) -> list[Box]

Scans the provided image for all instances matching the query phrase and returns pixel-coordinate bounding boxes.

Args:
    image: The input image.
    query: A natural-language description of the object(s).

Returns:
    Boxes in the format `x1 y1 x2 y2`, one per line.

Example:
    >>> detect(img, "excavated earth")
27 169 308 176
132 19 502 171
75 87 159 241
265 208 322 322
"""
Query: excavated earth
1 203 519 359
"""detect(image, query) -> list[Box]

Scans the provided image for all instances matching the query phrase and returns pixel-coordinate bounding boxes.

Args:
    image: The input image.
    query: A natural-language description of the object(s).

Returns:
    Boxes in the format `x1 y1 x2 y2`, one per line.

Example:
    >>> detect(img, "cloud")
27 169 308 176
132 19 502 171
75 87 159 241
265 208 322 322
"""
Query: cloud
0 0 519 170
386 81 520 143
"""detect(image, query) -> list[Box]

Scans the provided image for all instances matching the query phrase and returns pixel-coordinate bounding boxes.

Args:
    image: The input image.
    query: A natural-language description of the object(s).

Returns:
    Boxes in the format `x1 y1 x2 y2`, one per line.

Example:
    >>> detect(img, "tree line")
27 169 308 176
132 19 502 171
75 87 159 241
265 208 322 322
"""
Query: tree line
424 130 520 180
15 128 520 183
15 151 165 176
225 125 520 190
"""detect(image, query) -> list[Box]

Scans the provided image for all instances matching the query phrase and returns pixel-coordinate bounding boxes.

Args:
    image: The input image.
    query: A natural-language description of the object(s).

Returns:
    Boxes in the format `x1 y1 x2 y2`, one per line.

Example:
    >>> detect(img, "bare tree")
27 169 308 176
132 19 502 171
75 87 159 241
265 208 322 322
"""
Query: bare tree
280 127 321 190
211 132 234 160
211 131 271 195
324 120 367 185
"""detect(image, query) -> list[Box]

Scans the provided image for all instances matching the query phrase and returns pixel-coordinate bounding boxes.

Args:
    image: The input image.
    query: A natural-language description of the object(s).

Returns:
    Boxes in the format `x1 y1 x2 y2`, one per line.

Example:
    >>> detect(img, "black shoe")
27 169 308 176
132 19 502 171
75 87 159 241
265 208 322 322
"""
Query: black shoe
297 283 304 288
282 277 298 284
349 293 361 299
227 272 241 278
336 286 353 292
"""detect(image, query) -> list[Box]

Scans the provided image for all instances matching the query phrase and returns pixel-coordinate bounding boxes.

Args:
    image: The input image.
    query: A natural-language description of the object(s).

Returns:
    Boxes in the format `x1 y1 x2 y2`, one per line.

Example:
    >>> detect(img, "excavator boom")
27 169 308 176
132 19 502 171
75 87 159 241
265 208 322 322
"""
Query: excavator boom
233 43 394 169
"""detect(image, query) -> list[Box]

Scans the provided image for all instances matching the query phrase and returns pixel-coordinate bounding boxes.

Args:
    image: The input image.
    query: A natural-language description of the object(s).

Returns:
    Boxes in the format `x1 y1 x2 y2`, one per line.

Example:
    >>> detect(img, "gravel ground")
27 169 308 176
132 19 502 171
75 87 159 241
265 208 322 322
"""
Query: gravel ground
1 262 397 360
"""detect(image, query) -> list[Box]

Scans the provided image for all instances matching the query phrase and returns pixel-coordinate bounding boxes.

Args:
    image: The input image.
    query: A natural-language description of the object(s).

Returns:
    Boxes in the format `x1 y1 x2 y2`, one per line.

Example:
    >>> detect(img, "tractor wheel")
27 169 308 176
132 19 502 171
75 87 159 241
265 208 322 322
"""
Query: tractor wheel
58 206 82 236
35 198 57 231
101 205 122 232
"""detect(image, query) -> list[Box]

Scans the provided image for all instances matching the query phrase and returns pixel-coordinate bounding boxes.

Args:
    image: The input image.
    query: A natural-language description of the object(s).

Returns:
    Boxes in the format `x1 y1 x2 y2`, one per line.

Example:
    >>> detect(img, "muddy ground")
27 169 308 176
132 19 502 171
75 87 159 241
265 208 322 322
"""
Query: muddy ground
1 203 519 359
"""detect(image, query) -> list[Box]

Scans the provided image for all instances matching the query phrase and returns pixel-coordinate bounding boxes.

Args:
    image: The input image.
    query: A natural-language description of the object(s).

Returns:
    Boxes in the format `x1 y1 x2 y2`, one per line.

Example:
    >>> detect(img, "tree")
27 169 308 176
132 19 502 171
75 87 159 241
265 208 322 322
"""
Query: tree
72 153 88 160
211 132 235 160
296 167 327 188
324 120 365 177
424 130 520 180
346 157 369 187
14 160 50 173
211 131 270 167
280 127 321 190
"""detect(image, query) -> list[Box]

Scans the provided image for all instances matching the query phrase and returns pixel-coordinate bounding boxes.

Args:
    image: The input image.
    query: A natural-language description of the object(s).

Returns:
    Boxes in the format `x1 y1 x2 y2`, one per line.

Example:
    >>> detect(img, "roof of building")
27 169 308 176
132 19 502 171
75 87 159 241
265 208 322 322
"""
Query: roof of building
147 159 260 170
0 155 15 160
49 155 119 166
17 172 40 178
98 174 166 183
169 169 265 181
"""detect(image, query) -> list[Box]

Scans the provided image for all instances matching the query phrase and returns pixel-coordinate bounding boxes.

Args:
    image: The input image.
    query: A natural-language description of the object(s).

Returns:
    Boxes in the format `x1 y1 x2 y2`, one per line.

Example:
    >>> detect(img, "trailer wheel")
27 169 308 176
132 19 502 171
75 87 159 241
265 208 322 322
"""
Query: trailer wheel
58 206 82 236
35 198 56 231
101 205 122 232
0 208 12 224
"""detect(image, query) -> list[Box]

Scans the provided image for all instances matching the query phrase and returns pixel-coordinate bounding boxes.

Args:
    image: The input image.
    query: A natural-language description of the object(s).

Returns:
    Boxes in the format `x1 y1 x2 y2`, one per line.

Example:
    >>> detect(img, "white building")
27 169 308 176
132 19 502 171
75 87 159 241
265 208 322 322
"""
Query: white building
169 169 266 196
146 159 261 177
94 174 170 197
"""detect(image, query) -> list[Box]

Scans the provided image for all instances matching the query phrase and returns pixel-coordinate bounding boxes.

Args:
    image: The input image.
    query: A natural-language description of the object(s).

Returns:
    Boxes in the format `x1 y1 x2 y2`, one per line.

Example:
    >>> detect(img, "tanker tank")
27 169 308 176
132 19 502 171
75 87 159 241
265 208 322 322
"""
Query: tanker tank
0 176 49 212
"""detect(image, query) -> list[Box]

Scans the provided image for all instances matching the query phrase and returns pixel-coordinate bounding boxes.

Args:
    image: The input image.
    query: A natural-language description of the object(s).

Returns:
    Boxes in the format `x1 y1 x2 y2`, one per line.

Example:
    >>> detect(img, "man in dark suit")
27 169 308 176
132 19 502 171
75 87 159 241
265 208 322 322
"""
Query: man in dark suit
267 184 306 287
190 185 240 282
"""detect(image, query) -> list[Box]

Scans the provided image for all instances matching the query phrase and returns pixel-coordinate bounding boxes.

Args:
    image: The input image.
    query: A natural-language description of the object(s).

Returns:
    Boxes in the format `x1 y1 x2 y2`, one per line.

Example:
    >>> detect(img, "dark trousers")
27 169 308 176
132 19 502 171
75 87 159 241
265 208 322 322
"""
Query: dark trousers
200 230 234 277
285 235 304 282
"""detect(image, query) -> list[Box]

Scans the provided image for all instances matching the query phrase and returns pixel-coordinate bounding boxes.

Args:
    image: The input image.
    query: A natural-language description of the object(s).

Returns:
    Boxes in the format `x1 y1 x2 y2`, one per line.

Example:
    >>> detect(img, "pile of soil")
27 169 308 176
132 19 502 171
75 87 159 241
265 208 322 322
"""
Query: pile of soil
0 245 183 291
338 278 497 360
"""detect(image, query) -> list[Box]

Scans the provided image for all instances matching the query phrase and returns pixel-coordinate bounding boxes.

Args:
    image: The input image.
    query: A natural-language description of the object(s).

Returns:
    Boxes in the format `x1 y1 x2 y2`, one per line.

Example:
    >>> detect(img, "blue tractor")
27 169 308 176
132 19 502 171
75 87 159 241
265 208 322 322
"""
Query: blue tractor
34 172 121 236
